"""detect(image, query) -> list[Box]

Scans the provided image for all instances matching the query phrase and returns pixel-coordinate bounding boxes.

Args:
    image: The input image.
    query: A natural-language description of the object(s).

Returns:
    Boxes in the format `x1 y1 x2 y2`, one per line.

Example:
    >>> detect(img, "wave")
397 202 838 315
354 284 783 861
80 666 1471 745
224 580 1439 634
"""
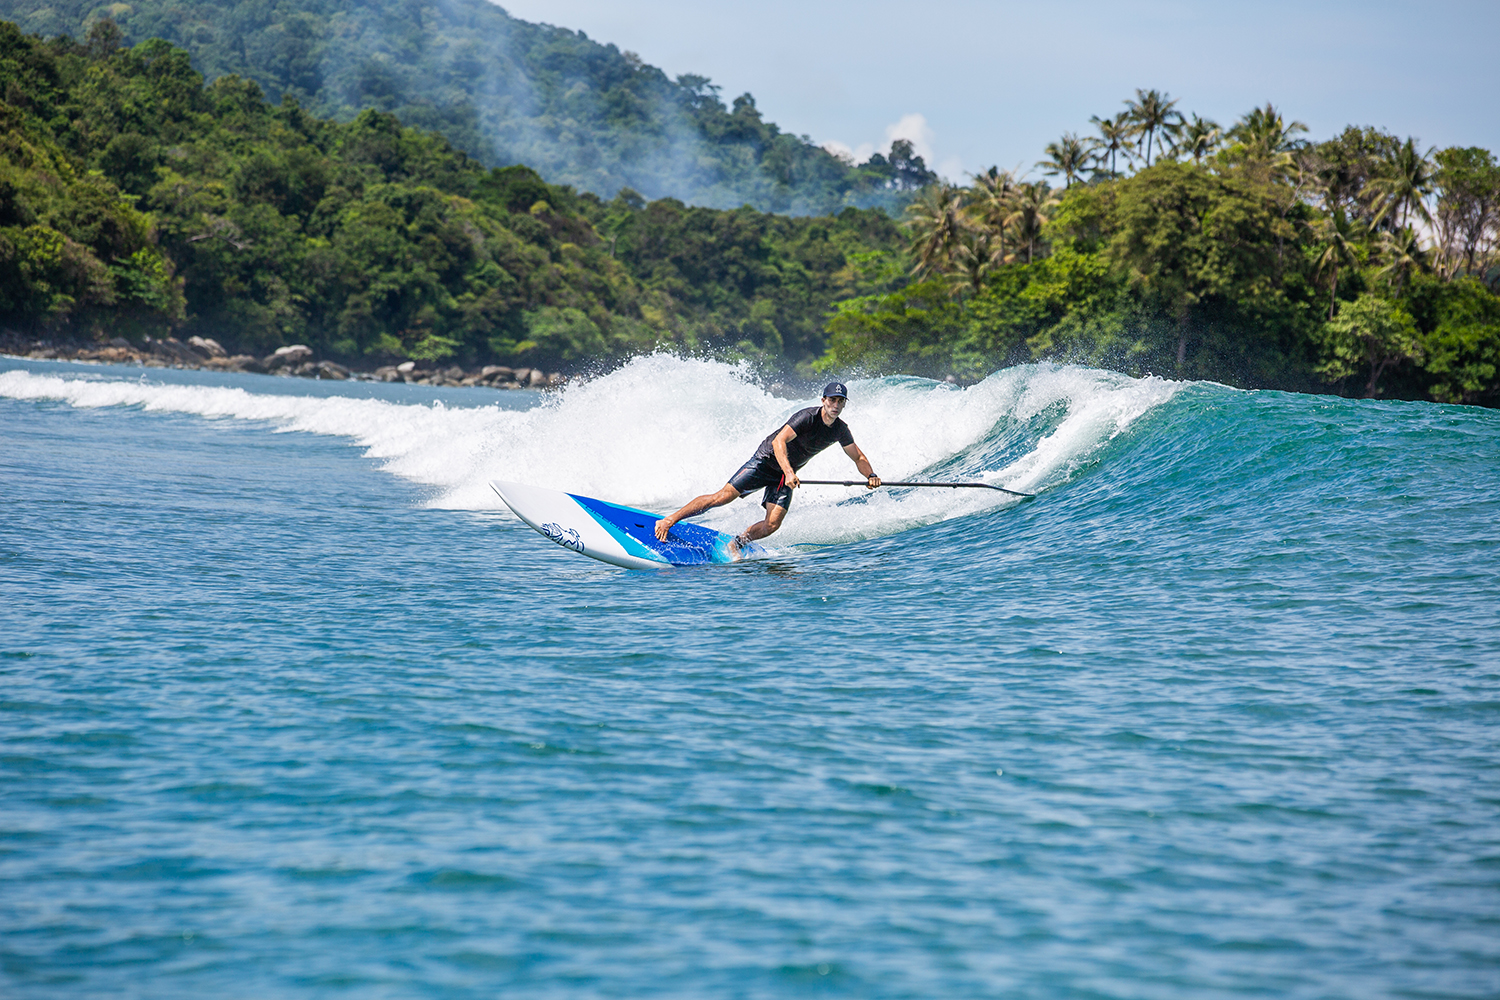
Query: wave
0 356 1181 547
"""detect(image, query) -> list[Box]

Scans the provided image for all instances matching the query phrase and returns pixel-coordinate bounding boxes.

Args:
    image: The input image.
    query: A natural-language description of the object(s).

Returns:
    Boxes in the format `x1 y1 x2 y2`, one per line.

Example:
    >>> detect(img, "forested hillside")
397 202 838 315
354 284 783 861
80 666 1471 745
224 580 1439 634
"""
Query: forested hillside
4 18 1497 405
0 0 934 214
0 23 903 371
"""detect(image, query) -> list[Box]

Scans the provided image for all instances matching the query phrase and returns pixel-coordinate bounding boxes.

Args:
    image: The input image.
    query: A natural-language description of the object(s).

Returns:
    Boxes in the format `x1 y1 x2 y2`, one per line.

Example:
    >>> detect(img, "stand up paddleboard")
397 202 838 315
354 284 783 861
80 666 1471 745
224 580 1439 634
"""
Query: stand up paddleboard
490 480 763 569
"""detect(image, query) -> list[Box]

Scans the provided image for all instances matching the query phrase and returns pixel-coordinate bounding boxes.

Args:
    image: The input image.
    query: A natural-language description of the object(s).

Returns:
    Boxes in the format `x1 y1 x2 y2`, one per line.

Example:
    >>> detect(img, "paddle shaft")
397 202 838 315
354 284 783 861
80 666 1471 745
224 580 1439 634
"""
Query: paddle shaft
798 479 1035 498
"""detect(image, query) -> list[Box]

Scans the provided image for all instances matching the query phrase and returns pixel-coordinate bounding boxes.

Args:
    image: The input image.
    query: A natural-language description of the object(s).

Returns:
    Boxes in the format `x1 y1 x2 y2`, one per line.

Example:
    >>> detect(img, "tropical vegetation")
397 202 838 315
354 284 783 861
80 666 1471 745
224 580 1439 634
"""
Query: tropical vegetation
0 0 935 214
0 21 901 370
825 90 1500 405
3 17 1498 407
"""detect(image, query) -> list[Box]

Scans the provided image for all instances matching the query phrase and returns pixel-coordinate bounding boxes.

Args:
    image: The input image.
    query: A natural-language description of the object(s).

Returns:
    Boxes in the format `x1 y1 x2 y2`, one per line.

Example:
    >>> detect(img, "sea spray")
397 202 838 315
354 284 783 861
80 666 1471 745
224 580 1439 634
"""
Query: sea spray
0 356 1181 549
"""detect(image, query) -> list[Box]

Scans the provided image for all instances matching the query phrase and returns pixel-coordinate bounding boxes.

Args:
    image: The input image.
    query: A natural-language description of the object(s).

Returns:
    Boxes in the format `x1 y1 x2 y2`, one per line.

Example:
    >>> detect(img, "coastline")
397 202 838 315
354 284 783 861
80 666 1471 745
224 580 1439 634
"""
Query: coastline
0 332 565 390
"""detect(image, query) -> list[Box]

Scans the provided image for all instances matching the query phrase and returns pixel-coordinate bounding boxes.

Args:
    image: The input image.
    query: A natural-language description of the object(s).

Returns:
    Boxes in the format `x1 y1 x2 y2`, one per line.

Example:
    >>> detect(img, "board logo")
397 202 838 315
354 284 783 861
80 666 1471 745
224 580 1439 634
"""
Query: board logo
540 522 585 553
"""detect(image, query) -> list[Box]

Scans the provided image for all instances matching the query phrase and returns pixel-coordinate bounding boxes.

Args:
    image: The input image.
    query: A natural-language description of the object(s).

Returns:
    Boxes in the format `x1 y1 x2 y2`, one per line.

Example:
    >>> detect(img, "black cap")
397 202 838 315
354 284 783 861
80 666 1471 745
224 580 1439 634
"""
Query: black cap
822 381 848 399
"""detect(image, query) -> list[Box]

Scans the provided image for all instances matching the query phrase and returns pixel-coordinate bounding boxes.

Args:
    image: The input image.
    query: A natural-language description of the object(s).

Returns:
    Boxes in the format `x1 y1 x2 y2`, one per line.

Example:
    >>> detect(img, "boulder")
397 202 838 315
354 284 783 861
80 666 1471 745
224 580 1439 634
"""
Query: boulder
527 368 548 388
316 361 350 380
374 365 400 382
148 337 199 364
187 336 227 359
443 365 465 380
108 337 131 348
396 360 417 373
263 346 311 371
480 365 513 382
227 354 265 373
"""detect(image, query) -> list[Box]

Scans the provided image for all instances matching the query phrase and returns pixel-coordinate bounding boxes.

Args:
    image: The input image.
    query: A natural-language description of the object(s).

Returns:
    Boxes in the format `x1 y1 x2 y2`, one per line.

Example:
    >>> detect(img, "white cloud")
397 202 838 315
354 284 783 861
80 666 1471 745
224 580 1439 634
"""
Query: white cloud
884 113 935 163
823 113 942 171
821 138 876 165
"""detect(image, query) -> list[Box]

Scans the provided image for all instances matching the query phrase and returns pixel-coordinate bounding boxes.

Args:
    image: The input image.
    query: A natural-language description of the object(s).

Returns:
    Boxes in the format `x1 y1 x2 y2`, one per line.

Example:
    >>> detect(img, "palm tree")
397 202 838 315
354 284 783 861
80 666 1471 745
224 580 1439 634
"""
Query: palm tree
1311 208 1366 319
1366 138 1435 231
1039 133 1098 188
902 184 967 279
951 228 996 295
967 167 1019 265
1090 112 1132 177
1373 226 1427 293
1124 89 1182 167
1174 114 1222 166
1226 103 1308 178
1004 182 1060 264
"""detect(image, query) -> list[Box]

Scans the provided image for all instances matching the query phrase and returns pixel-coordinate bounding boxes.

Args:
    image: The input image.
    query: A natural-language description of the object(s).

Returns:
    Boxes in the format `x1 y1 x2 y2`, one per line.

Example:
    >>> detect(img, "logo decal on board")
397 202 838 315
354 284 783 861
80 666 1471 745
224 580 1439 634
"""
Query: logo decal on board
540 522 585 553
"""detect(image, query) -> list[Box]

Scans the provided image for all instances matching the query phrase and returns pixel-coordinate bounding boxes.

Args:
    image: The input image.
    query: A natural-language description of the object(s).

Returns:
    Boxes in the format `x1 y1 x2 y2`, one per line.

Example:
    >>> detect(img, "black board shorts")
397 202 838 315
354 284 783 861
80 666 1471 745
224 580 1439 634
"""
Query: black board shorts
729 457 794 510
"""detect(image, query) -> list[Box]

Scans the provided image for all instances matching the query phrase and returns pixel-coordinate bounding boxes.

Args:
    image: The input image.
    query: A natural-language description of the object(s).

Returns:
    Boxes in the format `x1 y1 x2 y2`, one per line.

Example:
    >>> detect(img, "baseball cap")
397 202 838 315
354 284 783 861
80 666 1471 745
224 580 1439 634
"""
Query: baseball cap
822 382 848 399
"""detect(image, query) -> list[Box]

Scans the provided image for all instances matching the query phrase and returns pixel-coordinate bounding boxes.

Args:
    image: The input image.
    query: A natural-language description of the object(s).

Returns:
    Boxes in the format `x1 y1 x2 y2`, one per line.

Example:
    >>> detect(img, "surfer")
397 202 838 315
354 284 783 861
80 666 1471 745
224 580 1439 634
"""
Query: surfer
654 382 881 553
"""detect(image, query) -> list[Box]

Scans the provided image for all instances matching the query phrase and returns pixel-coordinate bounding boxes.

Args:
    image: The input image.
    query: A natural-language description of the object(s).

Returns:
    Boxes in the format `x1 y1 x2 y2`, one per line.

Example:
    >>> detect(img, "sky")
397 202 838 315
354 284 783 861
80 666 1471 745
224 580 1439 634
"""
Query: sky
493 0 1500 181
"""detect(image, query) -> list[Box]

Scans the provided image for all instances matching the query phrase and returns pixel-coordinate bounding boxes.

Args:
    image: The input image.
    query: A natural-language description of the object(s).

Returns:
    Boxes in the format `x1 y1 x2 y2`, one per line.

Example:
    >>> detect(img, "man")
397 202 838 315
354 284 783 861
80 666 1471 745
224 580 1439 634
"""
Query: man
655 382 881 553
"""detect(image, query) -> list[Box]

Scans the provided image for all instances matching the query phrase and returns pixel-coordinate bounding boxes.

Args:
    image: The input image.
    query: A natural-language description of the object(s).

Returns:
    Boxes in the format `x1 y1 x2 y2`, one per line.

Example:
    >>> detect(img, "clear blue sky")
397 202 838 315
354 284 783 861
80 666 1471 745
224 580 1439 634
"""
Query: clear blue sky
494 0 1499 181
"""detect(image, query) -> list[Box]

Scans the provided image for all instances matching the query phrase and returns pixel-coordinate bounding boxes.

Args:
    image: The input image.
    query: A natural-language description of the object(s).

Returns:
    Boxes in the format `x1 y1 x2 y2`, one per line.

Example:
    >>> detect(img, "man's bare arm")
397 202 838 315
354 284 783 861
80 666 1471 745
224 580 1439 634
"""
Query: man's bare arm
772 425 800 488
844 443 880 488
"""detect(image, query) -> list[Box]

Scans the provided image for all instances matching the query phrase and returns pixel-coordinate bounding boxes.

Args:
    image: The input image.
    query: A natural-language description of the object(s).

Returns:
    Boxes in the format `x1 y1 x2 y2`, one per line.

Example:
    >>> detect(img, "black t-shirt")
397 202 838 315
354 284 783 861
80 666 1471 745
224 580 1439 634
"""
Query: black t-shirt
750 406 855 470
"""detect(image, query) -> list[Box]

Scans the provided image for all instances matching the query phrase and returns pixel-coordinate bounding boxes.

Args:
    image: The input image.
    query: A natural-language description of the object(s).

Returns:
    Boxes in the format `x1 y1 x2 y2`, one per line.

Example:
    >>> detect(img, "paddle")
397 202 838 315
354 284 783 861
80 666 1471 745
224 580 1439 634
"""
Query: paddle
798 479 1035 498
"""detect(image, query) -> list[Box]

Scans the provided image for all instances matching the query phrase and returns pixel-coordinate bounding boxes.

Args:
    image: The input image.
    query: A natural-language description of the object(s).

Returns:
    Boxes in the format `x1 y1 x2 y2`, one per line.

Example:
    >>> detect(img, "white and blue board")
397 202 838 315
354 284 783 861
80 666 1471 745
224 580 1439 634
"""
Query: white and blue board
490 480 763 569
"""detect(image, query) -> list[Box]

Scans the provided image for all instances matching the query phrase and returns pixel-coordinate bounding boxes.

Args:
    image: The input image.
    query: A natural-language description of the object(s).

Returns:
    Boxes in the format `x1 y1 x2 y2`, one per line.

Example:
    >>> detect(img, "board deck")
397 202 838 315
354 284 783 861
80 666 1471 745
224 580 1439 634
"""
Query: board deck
490 480 763 569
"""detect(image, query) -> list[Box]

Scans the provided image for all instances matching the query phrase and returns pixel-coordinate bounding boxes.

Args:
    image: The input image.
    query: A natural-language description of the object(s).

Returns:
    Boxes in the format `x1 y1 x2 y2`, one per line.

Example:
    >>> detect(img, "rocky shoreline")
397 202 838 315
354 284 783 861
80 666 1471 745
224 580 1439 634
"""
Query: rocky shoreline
4 333 565 389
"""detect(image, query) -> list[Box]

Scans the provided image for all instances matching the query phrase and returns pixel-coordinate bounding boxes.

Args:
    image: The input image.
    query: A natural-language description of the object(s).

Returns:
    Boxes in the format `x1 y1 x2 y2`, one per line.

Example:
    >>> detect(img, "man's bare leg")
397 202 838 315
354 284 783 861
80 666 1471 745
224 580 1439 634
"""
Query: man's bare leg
655 483 739 540
728 502 787 556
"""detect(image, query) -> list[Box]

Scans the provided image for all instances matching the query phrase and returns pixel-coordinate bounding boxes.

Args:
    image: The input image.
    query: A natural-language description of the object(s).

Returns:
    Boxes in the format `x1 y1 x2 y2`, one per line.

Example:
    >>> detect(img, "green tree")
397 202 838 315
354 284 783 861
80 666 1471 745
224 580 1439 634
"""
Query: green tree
1089 112 1133 177
1310 207 1366 319
1124 89 1182 167
1431 147 1500 281
1174 114 1222 165
902 184 967 279
1366 137 1434 230
1005 182 1059 264
966 166 1018 265
1315 293 1422 396
1105 163 1298 370
1039 133 1097 188
1224 104 1308 179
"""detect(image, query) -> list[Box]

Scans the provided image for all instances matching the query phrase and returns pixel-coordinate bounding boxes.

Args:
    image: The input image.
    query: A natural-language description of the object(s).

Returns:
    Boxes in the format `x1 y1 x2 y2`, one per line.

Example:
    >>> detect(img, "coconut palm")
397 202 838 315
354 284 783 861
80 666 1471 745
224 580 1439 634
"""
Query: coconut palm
1366 138 1435 231
1174 114 1222 166
967 167 1019 265
1311 208 1366 319
1039 132 1098 188
1226 104 1308 178
1004 182 1060 264
1090 112 1133 177
902 184 967 278
951 228 996 295
1373 225 1428 293
1124 89 1182 167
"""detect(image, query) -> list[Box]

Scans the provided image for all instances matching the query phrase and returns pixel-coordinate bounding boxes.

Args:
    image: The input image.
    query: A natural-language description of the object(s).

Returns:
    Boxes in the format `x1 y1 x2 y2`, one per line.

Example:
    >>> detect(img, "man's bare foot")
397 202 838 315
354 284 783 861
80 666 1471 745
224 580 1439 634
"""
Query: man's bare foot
726 532 751 560
654 518 676 541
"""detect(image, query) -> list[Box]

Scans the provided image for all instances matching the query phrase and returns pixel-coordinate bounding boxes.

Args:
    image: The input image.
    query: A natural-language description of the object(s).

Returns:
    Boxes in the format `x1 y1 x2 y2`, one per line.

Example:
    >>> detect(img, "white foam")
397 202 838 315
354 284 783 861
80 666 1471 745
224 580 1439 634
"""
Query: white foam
0 356 1180 546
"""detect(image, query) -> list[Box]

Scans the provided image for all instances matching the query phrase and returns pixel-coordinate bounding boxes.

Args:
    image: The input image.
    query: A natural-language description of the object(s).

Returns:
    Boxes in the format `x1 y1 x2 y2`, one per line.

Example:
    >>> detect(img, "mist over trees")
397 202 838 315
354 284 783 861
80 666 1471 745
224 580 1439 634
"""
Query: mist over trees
0 22 900 371
0 0 935 215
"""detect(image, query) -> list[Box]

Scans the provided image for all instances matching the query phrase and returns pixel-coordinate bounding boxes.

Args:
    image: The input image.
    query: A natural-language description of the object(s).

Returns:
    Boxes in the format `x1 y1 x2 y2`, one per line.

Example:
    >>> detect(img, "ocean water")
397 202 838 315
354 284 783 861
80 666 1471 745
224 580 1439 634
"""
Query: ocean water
2 353 1498 999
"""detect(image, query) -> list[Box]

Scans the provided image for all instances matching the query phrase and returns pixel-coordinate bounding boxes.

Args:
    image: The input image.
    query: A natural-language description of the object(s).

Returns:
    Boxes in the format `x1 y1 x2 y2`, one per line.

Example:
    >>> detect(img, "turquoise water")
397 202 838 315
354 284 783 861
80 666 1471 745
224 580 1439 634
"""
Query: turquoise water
3 354 1498 999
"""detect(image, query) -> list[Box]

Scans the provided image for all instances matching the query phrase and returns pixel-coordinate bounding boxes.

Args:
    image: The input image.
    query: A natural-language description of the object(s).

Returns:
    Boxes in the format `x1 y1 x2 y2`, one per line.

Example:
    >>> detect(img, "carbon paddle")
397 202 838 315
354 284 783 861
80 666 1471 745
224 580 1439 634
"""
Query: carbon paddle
798 479 1035 498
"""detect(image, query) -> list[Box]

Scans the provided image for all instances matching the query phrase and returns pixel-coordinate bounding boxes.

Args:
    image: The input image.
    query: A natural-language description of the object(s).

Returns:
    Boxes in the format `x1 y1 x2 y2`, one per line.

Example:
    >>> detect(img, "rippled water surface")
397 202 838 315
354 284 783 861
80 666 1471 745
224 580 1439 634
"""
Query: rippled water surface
3 355 1498 999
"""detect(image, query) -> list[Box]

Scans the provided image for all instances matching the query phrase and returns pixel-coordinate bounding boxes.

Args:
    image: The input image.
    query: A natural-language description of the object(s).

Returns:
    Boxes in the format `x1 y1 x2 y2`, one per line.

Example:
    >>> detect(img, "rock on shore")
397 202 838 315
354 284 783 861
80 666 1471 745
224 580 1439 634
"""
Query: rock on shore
3 333 565 389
